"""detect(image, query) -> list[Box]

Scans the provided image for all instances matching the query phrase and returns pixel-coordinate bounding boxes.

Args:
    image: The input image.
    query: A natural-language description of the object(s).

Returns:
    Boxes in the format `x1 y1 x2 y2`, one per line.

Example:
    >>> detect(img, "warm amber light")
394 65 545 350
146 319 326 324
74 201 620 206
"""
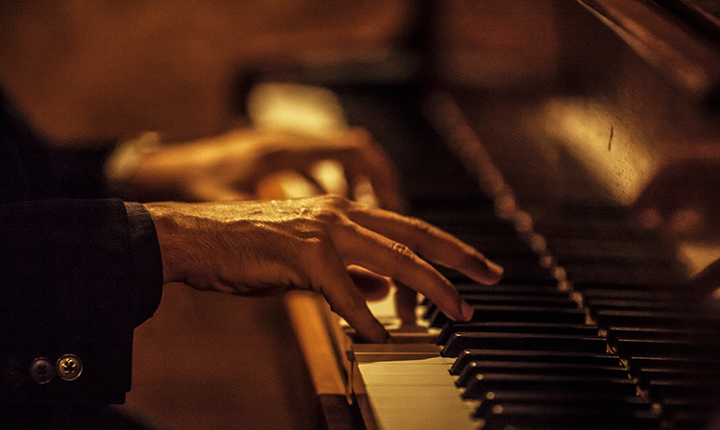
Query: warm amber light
542 97 658 205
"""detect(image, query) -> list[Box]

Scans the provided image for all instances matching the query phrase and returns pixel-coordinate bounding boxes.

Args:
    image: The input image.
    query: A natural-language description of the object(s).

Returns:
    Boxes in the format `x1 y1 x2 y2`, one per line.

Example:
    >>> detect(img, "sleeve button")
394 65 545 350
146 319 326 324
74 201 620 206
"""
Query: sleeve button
56 354 83 381
30 357 55 384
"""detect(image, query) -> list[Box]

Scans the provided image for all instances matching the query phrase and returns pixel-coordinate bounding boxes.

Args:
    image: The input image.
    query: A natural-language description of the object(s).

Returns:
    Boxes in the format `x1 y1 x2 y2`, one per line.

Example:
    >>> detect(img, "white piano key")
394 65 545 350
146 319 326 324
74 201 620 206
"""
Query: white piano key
357 357 478 430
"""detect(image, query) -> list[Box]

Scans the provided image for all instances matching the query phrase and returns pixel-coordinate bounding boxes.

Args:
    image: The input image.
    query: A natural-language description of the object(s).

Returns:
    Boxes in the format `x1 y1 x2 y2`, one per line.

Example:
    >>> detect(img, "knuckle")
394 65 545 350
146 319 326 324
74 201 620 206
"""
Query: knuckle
313 195 354 223
342 288 367 312
323 194 352 209
408 216 433 235
314 206 344 225
298 235 330 258
391 242 416 262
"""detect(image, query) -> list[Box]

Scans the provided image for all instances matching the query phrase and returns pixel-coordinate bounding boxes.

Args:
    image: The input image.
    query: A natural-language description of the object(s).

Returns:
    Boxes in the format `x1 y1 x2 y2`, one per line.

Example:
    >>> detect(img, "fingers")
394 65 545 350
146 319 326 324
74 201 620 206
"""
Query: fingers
310 253 389 343
331 222 474 323
394 282 419 326
265 128 403 211
347 265 392 302
309 159 350 198
340 129 404 211
345 206 504 285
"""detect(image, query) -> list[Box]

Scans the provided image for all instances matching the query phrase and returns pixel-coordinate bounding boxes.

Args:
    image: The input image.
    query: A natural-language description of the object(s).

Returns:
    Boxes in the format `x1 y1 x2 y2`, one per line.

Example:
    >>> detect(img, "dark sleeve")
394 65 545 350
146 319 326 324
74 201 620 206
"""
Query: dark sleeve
0 198 163 404
0 90 115 203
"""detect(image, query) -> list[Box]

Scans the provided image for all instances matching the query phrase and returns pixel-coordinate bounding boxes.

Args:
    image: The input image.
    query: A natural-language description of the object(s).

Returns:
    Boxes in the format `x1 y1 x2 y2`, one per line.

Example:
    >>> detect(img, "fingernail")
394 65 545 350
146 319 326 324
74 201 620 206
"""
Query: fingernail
461 301 475 321
486 259 504 277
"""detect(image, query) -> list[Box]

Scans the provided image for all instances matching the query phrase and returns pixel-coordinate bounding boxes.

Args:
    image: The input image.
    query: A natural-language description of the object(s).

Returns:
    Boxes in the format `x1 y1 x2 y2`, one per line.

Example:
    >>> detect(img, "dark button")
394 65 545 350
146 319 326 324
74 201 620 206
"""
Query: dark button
30 357 55 384
56 354 83 381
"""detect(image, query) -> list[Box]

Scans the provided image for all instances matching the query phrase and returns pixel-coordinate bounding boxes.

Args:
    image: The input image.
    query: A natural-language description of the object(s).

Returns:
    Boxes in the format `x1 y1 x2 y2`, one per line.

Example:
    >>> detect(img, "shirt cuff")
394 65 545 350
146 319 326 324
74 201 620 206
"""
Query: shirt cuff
123 202 164 327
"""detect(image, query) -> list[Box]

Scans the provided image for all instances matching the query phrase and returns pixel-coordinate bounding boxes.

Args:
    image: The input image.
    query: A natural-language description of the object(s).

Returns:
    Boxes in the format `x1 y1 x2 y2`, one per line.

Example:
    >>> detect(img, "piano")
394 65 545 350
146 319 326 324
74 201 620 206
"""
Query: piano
282 1 720 429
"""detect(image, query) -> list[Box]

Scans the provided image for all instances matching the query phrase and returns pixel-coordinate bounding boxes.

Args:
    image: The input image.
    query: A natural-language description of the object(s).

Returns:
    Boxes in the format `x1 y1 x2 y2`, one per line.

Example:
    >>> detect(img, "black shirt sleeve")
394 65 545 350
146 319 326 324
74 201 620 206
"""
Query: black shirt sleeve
0 198 163 404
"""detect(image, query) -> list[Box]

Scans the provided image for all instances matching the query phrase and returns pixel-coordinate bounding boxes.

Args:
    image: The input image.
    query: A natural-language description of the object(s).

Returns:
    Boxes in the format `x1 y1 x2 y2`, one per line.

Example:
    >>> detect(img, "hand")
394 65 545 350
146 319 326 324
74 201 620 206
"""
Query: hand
124 127 403 211
145 195 504 342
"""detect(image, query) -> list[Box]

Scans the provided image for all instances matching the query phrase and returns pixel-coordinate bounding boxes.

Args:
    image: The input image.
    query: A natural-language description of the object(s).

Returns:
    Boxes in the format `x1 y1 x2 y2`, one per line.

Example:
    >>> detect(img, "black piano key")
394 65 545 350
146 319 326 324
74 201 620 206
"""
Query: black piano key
424 282 563 306
462 374 638 399
421 283 563 311
429 295 577 325
478 404 661 430
594 309 720 330
563 263 684 286
454 283 562 295
607 327 716 342
661 397 720 418
450 349 622 375
637 367 720 385
425 288 576 323
628 356 720 378
432 305 587 328
612 338 720 358
574 281 684 294
588 298 703 313
436 322 599 346
646 379 720 400
472 391 653 418
441 332 608 357
437 263 556 285
666 410 719 430
581 287 682 301
455 361 629 388
459 294 575 307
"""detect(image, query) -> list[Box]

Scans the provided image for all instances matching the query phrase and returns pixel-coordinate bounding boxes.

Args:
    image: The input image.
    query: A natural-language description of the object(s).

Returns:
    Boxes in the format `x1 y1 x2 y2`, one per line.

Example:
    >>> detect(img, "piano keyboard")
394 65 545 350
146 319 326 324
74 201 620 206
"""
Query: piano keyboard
289 86 720 430
427 201 720 430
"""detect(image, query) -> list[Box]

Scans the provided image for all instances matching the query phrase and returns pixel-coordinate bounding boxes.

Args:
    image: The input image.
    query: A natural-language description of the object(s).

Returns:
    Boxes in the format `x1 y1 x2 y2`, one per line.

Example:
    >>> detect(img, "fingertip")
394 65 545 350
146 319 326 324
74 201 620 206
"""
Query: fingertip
460 300 475 321
336 307 390 344
486 259 504 279
462 253 505 284
361 325 390 344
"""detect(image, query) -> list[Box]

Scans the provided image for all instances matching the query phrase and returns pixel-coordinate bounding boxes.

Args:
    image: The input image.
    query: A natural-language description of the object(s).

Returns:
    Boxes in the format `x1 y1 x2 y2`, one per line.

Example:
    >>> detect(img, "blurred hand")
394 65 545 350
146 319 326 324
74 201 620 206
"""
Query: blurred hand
632 142 720 241
123 127 403 211
685 258 720 298
145 195 504 342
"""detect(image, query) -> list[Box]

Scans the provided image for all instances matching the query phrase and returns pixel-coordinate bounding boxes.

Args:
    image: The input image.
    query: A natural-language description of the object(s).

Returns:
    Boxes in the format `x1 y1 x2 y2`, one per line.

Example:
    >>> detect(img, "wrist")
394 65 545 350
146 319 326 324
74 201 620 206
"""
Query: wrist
144 202 190 285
